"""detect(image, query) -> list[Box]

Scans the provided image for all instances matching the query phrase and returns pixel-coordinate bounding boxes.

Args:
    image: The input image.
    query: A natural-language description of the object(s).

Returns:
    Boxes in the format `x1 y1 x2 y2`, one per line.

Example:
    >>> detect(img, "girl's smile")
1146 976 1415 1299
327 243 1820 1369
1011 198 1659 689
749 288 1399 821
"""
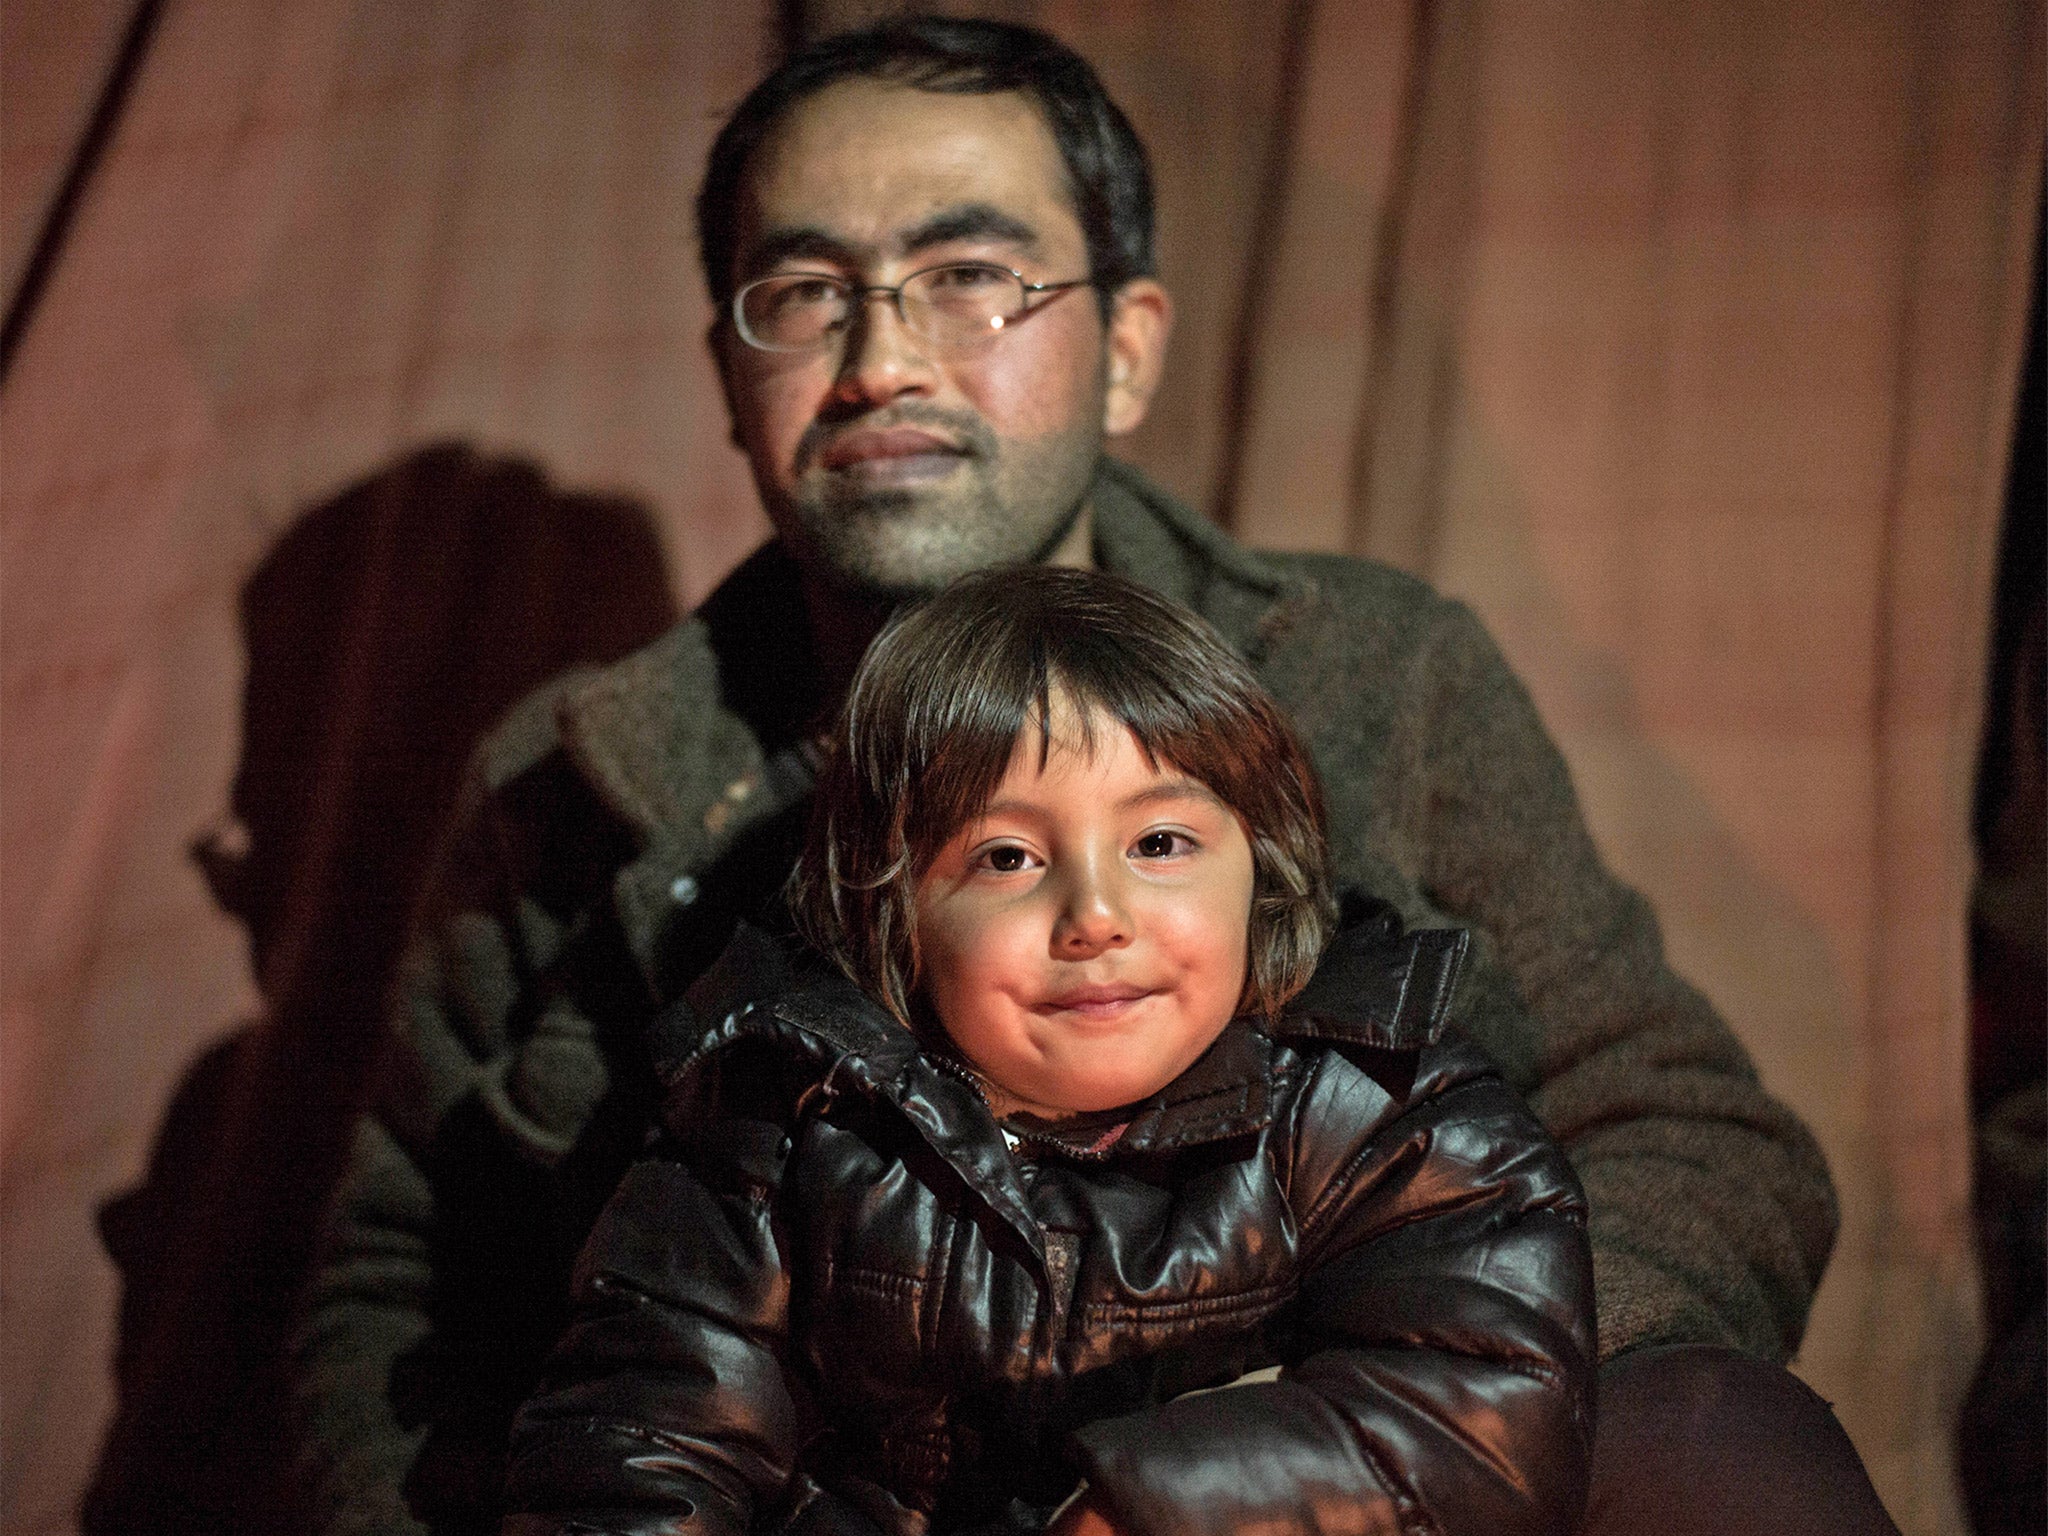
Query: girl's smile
912 696 1255 1119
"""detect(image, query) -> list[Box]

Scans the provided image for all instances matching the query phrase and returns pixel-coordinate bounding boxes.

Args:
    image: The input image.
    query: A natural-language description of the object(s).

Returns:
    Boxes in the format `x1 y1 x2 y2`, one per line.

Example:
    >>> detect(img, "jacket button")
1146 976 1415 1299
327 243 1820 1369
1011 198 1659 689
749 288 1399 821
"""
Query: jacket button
669 875 700 907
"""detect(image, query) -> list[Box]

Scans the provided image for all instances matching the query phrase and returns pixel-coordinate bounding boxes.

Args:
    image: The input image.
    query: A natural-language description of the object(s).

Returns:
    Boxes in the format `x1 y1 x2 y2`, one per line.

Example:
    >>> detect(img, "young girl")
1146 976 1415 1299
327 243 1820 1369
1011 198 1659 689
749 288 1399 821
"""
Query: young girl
504 567 1595 1536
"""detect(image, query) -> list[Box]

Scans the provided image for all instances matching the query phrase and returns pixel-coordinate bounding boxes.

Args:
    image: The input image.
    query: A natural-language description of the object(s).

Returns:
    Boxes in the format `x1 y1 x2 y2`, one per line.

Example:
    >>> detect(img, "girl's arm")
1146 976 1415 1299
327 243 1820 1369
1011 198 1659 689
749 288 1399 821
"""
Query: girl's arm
1068 1038 1597 1536
501 1118 805 1536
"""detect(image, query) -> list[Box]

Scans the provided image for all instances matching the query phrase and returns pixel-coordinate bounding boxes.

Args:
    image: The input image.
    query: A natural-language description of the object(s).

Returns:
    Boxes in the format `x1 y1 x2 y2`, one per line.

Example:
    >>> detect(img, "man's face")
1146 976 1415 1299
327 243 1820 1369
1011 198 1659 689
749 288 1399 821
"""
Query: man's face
716 81 1158 599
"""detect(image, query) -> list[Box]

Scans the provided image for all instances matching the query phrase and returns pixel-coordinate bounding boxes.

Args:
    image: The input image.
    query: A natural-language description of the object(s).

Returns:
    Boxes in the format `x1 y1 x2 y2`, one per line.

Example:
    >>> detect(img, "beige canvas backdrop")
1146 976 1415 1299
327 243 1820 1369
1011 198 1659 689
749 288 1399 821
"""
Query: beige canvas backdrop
1 1 2039 1532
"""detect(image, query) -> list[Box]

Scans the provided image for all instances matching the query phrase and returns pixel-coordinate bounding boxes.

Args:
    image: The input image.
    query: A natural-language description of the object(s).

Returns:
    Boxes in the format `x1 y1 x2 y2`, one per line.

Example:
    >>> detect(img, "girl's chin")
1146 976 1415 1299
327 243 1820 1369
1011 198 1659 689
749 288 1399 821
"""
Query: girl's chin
994 1072 1174 1121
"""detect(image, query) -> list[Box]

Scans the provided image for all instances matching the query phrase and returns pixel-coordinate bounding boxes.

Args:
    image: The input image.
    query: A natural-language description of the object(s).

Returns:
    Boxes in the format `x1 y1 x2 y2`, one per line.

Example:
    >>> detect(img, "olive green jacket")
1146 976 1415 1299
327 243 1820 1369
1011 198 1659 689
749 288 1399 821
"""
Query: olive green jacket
293 461 1836 1536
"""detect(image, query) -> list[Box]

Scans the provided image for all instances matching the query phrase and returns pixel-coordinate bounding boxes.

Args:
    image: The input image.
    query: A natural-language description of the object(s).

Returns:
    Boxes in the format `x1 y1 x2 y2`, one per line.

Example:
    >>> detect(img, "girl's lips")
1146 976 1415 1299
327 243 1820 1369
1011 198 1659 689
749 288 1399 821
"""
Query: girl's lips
1037 986 1157 1017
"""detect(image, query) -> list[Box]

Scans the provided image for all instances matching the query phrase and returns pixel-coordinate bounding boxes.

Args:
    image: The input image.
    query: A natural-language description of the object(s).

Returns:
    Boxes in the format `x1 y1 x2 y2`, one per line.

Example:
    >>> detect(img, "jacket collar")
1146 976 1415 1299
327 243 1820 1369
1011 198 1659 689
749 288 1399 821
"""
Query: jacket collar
1089 458 1292 618
655 926 1302 1260
1000 1022 1275 1158
656 911 1467 1272
557 461 1298 839
1274 923 1470 1051
543 462 1311 998
655 926 1048 1260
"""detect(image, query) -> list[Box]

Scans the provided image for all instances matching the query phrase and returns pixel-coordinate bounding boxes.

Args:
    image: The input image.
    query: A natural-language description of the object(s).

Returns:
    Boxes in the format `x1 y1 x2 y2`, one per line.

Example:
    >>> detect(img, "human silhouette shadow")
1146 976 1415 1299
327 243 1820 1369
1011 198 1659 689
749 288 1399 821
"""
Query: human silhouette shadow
82 443 680 1536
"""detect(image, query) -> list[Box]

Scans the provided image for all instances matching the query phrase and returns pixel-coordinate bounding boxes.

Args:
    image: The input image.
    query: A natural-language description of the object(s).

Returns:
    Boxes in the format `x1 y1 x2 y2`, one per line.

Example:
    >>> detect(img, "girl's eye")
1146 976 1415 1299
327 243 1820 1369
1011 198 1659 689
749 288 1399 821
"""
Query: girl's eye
1132 830 1193 860
976 843 1036 874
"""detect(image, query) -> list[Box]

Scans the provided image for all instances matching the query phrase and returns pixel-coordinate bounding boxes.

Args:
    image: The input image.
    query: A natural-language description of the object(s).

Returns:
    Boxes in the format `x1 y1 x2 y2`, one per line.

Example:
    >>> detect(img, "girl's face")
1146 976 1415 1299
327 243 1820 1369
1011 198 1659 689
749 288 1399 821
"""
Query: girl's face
912 699 1255 1119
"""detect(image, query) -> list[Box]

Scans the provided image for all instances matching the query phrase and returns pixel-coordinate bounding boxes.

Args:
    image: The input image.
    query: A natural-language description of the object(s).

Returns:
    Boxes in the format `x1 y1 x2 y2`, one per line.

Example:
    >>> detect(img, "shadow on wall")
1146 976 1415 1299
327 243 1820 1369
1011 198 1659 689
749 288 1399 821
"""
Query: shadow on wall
80 444 680 1536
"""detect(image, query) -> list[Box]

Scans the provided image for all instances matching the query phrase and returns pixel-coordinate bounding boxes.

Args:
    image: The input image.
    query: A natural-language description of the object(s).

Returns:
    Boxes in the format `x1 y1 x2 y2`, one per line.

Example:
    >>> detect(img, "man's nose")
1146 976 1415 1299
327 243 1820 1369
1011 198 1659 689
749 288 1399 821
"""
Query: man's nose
830 291 938 406
1051 856 1134 957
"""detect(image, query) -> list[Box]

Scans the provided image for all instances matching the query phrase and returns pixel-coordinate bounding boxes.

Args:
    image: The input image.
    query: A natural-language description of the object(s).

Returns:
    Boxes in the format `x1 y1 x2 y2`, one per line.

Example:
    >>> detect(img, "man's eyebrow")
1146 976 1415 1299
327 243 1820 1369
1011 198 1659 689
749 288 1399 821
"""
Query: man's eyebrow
742 205 1045 280
899 203 1043 259
742 226 860 275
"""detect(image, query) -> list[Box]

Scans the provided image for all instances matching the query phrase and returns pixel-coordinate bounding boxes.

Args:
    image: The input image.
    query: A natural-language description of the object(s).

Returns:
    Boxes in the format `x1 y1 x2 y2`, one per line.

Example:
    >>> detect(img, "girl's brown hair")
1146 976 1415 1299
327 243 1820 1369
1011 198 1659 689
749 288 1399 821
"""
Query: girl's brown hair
790 566 1335 1025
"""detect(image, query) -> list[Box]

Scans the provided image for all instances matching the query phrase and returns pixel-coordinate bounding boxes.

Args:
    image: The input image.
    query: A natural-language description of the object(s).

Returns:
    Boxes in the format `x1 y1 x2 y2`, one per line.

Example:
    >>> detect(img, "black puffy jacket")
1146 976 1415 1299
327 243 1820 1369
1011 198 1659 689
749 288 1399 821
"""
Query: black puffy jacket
505 917 1595 1536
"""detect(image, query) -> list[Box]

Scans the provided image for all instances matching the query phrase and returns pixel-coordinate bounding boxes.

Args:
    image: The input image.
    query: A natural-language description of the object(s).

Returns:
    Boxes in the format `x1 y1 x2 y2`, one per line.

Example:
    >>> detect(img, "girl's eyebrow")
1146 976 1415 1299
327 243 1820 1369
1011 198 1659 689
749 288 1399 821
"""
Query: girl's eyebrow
972 778 1224 825
1119 778 1227 813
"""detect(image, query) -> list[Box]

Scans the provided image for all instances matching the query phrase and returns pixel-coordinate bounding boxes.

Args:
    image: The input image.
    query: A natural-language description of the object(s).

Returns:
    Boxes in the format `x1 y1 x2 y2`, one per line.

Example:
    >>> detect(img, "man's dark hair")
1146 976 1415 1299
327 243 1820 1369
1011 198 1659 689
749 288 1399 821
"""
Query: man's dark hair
697 16 1156 315
790 566 1336 1029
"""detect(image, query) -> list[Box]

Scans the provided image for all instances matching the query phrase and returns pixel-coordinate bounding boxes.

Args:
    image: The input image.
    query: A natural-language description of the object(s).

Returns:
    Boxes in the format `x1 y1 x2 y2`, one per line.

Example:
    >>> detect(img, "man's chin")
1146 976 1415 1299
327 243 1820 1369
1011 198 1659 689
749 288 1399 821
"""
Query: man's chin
776 465 1094 600
784 512 976 597
805 541 996 604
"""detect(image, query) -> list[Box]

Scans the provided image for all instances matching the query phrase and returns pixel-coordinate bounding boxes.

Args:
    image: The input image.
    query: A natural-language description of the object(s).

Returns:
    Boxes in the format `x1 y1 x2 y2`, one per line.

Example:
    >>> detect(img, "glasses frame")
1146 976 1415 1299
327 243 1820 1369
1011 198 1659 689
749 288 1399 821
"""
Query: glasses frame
731 261 1094 354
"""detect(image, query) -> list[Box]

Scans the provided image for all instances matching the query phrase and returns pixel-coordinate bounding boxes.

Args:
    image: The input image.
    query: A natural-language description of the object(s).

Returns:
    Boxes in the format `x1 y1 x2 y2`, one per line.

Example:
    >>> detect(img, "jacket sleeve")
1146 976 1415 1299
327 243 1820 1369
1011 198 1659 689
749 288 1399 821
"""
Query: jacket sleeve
290 734 636 1536
501 1116 805 1536
291 1115 440 1536
1072 1038 1597 1536
1402 598 1837 1361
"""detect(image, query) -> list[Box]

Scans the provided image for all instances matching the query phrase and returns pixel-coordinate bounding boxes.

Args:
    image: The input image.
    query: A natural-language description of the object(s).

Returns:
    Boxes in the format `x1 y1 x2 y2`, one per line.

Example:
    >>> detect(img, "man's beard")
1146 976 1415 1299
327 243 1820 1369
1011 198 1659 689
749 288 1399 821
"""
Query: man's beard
775 406 1103 602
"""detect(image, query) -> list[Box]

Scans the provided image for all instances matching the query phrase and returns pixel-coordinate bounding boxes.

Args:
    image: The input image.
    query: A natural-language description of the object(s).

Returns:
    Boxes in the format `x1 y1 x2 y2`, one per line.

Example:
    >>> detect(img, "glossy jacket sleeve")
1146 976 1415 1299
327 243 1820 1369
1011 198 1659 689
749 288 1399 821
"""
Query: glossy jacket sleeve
502 1124 803 1536
1071 1039 1597 1536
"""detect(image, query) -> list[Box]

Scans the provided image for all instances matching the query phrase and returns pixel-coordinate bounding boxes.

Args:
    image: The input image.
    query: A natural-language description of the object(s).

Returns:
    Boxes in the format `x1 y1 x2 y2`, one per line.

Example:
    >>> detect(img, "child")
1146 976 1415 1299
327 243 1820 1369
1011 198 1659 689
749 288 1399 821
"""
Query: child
505 567 1596 1536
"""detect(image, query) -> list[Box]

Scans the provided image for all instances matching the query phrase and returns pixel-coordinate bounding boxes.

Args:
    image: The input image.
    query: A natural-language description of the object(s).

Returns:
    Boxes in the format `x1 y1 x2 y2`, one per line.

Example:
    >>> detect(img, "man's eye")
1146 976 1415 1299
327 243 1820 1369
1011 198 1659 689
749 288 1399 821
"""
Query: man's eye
768 277 842 312
1132 831 1192 860
927 263 1003 292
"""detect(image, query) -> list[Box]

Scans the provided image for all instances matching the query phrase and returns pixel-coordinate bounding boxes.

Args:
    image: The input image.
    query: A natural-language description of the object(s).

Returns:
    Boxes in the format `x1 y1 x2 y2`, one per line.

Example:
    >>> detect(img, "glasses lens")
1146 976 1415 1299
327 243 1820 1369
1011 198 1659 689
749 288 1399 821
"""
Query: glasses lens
738 274 848 350
901 264 1024 345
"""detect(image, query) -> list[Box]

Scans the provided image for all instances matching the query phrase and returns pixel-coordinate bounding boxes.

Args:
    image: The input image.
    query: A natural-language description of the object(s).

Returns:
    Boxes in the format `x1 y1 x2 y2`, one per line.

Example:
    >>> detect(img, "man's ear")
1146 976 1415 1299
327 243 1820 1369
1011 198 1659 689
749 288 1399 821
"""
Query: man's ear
708 316 747 449
1102 279 1172 438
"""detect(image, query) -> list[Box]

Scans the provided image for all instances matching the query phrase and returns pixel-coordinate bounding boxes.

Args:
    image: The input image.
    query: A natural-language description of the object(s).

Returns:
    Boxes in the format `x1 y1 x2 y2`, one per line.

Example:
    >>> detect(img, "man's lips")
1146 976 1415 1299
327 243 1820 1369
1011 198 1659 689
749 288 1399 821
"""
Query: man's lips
818 426 966 470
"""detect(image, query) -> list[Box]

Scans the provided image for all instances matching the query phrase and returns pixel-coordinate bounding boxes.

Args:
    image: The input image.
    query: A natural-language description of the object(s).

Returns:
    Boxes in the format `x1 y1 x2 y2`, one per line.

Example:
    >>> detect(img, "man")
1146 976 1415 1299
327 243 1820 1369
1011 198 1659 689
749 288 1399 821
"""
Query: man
294 18 1896 1535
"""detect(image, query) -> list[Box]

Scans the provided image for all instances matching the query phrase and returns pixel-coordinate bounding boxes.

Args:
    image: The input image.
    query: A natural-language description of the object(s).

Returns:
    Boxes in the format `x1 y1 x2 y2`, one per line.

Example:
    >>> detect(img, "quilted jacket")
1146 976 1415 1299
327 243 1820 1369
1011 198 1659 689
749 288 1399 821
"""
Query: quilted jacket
503 917 1597 1536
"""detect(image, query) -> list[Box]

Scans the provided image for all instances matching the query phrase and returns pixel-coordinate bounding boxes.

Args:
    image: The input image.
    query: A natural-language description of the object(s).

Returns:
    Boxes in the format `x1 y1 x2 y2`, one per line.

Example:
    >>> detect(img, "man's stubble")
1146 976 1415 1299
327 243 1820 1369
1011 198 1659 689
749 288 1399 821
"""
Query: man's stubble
772 402 1105 603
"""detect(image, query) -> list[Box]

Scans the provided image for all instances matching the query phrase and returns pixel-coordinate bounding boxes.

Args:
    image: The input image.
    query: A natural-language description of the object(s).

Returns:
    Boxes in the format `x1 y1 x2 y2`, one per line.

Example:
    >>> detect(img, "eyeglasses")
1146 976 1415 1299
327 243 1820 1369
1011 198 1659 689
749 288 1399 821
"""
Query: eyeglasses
732 261 1092 353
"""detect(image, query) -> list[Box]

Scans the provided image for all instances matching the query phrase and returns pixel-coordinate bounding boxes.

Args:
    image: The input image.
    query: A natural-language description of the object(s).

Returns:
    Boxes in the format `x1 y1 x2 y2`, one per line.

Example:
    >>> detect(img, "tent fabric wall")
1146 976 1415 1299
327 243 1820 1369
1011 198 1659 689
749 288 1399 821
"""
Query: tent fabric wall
0 0 142 314
1 2 2039 1532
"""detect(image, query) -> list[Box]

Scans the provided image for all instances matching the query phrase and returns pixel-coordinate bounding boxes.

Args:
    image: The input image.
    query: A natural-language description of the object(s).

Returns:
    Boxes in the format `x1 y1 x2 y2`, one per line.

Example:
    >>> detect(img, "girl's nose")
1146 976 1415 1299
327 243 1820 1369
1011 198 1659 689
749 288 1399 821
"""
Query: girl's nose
1052 861 1133 956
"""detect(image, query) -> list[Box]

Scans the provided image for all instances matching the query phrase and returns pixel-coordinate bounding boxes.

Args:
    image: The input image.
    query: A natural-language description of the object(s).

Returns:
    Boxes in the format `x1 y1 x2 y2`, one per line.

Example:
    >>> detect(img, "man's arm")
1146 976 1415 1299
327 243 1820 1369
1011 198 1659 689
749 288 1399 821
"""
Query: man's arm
290 727 631 1536
1404 597 1838 1359
293 1118 439 1536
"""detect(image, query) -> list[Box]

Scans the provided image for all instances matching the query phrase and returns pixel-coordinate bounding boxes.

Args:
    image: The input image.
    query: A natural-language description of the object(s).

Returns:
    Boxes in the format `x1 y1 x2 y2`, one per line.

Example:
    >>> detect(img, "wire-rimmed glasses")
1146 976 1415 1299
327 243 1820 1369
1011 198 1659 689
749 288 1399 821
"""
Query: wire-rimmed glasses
732 261 1092 353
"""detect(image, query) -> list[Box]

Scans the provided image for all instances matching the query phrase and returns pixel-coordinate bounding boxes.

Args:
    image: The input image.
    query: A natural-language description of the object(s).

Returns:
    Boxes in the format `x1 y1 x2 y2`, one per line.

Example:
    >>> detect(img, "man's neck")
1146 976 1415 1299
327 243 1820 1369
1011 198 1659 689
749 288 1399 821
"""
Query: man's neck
798 577 895 708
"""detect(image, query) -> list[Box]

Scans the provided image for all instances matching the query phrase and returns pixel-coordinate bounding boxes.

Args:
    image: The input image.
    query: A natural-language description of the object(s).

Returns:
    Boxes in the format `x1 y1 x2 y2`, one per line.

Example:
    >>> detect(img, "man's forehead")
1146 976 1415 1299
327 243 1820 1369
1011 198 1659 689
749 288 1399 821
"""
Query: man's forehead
732 80 1081 270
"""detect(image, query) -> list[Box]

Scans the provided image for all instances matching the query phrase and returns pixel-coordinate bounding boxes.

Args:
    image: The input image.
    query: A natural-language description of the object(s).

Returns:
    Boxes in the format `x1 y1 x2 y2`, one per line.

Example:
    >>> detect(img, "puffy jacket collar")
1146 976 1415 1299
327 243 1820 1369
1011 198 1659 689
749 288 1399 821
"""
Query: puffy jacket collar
656 909 1467 1175
653 927 1305 1246
654 926 1049 1259
655 926 1288 1149
1002 1023 1274 1159
1274 920 1470 1052
652 913 1466 1272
